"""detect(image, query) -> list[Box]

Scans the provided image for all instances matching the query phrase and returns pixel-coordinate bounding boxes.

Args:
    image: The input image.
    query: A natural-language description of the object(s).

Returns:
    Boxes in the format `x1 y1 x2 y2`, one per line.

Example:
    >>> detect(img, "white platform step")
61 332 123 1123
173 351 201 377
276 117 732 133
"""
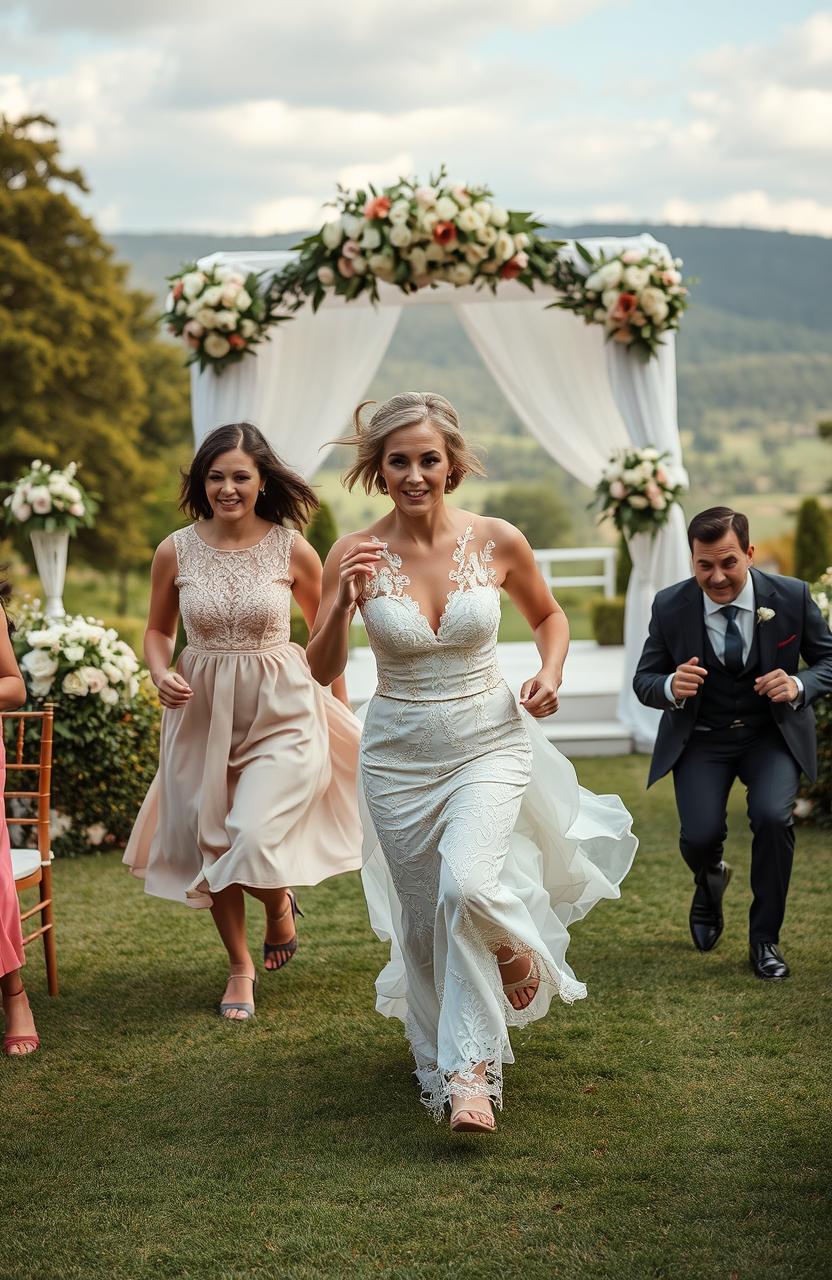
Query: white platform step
543 719 633 757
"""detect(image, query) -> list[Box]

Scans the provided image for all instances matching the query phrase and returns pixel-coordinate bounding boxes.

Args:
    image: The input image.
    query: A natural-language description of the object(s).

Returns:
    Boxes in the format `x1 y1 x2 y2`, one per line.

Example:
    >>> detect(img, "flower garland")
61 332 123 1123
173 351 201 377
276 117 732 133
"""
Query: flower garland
1 460 97 535
595 446 686 536
162 261 279 373
553 243 692 359
271 168 564 312
13 600 142 705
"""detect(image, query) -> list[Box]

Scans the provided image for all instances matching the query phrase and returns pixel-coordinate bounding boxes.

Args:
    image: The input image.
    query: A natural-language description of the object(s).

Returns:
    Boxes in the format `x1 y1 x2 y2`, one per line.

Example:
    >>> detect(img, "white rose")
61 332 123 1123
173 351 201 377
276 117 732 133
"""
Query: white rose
219 282 240 307
185 299 202 319
464 243 488 266
99 686 119 706
649 494 667 510
204 333 231 358
28 676 54 698
351 255 369 275
128 676 139 699
476 225 498 247
317 265 335 286
609 480 627 499
389 224 412 248
596 261 623 289
85 822 108 846
175 300 188 315
489 206 509 228
28 485 52 514
62 644 85 662
414 186 437 207
495 231 515 262
424 242 446 263
165 291 176 312
101 661 124 684
513 232 529 250
456 207 483 233
409 247 428 277
641 447 660 460
181 271 206 300
341 214 363 238
623 265 650 291
418 209 439 235
473 200 492 221
62 670 89 696
322 219 344 250
628 495 649 509
194 307 217 330
21 649 59 680
13 502 32 522
368 252 394 277
599 289 618 311
388 199 411 224
235 288 252 311
435 196 458 221
361 227 382 251
622 468 641 486
25 628 54 648
213 310 238 332
585 271 604 291
201 285 223 307
448 262 474 286
450 184 471 207
78 665 106 694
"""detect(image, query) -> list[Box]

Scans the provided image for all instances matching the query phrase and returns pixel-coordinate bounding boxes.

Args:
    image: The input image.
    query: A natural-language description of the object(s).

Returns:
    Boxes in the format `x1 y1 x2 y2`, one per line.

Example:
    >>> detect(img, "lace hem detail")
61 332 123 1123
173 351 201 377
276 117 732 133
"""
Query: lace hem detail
414 1062 504 1123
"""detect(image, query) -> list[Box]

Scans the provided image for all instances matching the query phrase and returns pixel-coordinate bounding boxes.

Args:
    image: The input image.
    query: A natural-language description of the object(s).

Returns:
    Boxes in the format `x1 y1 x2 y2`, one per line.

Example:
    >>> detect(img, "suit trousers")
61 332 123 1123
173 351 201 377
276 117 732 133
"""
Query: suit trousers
672 724 800 944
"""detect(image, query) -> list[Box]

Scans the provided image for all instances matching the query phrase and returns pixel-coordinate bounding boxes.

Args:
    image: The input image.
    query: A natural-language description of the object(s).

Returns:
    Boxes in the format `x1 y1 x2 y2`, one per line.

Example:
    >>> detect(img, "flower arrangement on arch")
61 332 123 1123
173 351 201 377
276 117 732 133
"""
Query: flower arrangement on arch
162 261 279 373
553 244 693 359
1 460 97 535
271 167 564 311
595 446 687 537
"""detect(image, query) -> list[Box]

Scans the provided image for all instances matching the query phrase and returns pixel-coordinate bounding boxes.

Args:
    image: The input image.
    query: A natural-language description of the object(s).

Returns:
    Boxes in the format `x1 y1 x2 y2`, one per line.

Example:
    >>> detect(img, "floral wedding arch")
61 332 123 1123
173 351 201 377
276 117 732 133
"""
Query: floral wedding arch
166 173 694 748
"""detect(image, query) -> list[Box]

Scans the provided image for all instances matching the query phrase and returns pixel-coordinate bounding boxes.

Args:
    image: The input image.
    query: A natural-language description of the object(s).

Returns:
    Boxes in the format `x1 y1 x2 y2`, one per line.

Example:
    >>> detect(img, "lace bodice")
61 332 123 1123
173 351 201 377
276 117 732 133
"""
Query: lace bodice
173 523 295 652
359 525 502 701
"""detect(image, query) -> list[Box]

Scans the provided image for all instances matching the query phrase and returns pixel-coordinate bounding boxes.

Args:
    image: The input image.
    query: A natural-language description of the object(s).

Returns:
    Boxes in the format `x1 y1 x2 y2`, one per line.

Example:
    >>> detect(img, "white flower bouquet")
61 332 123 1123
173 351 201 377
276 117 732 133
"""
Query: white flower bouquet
811 569 832 628
595 446 687 536
162 261 279 373
2 460 97 534
272 166 564 311
13 600 141 706
553 244 693 359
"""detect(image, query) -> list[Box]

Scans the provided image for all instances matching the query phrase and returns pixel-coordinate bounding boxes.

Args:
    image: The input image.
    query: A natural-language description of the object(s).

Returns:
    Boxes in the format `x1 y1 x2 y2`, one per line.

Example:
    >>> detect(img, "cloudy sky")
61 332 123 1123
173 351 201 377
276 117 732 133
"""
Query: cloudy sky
1 0 830 237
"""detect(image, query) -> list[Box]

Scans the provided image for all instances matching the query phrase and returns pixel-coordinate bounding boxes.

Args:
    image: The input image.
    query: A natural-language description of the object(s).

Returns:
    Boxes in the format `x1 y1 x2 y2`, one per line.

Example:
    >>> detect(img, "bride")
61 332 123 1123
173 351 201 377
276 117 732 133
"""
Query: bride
307 392 637 1133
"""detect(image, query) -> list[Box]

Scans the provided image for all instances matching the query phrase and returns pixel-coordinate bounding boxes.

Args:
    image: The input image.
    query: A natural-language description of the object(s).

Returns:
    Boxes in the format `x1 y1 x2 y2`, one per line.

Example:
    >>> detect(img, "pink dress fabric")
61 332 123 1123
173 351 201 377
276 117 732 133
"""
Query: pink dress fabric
0 735 25 976
124 522 363 906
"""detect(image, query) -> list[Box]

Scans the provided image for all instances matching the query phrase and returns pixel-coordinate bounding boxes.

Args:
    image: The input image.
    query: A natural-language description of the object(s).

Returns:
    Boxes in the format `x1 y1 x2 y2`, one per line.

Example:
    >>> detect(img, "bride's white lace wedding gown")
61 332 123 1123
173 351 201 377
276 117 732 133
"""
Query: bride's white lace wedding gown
357 523 638 1118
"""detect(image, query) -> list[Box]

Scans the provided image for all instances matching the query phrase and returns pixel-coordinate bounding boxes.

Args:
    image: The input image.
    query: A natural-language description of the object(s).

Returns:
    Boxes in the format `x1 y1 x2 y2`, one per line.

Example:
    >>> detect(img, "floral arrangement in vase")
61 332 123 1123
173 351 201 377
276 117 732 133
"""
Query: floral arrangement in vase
1 460 97 534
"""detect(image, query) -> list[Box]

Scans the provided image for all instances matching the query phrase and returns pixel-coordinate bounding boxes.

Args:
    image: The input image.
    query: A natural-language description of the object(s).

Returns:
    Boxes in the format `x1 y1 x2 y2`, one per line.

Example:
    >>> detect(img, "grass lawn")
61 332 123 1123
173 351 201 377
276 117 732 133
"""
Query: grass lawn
2 756 830 1280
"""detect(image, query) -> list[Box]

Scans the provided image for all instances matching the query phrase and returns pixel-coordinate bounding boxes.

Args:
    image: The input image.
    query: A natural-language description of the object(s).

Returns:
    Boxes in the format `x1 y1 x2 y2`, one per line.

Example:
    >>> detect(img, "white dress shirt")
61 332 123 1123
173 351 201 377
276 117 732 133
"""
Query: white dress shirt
663 574 803 707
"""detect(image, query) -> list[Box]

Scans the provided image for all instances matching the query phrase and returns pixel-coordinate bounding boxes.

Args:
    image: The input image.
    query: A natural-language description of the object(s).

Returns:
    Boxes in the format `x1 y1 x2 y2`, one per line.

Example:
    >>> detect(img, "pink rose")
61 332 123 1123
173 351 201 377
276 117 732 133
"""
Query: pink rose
500 253 528 280
341 239 362 259
621 250 642 265
363 195 391 220
337 256 355 278
612 327 634 344
631 310 646 326
173 280 184 300
645 481 661 501
655 466 668 485
433 221 458 247
609 480 626 500
610 292 638 325
69 502 84 517
662 269 681 286
227 333 246 349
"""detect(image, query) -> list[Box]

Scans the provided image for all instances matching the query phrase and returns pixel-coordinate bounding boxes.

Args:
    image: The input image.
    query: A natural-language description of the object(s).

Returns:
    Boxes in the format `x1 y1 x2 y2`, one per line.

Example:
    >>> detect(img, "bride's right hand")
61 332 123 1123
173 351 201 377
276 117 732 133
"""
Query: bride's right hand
335 540 385 610
153 670 193 709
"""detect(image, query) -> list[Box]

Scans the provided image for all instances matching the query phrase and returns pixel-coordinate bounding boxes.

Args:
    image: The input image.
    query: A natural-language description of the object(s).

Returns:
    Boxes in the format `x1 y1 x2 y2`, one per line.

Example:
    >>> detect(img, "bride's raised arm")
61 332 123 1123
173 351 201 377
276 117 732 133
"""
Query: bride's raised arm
306 535 384 686
498 519 570 718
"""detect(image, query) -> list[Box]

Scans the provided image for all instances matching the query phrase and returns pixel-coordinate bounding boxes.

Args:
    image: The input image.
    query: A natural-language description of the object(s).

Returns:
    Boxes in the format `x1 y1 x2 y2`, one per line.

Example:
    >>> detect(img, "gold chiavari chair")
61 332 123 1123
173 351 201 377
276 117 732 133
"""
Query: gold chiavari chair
2 704 58 996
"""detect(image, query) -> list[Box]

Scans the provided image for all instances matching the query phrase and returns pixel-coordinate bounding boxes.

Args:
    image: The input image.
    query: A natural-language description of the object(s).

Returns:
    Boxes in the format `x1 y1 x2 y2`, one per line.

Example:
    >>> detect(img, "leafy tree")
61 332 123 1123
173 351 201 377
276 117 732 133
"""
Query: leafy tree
793 497 831 582
0 114 175 580
305 499 338 563
482 483 572 548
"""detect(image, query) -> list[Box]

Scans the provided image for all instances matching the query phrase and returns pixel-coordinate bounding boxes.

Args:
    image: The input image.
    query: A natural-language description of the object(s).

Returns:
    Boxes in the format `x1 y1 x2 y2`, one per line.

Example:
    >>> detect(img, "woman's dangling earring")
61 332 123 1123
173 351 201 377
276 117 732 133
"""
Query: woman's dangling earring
259 486 266 495
378 477 388 495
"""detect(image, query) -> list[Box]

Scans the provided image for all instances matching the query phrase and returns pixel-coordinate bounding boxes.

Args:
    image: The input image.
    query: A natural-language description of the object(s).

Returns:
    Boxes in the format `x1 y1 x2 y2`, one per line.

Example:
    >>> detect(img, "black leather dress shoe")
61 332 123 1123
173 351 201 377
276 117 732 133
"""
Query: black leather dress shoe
689 862 732 952
750 942 790 980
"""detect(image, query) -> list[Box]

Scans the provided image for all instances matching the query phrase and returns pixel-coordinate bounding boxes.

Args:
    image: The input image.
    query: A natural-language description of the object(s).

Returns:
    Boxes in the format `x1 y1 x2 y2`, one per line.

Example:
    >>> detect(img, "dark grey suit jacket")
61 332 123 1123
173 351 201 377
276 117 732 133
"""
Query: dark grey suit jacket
633 567 832 786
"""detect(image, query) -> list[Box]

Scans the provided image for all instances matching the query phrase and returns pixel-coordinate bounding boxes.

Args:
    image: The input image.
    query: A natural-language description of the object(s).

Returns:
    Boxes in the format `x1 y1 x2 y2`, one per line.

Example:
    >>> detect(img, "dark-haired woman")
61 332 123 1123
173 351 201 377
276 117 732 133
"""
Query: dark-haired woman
124 424 362 1020
0 573 40 1055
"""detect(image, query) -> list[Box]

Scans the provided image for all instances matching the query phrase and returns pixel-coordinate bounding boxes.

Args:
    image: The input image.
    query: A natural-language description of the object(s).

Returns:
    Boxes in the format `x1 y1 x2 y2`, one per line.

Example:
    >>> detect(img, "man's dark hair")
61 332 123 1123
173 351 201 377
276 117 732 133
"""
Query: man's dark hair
687 506 750 552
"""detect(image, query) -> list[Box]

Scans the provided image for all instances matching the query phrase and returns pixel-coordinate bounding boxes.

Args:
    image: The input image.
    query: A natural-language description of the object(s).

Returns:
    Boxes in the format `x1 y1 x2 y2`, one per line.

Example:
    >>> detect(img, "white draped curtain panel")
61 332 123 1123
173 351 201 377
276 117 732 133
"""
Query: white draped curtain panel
192 239 692 746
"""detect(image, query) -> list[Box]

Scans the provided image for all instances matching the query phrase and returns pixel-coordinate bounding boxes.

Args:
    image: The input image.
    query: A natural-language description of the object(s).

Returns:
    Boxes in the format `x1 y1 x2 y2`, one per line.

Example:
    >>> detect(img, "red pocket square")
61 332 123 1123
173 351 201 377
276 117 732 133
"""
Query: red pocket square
777 633 797 649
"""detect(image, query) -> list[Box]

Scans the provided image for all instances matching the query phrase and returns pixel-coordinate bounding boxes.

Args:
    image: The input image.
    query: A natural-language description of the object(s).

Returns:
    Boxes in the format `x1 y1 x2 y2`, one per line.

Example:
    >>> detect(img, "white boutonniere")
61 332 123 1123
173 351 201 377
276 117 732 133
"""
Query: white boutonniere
756 607 775 623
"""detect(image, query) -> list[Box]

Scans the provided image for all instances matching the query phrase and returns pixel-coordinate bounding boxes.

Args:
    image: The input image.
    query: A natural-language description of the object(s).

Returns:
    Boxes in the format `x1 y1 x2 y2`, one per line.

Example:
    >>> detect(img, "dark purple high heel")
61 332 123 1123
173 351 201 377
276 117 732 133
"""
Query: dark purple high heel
263 890 304 971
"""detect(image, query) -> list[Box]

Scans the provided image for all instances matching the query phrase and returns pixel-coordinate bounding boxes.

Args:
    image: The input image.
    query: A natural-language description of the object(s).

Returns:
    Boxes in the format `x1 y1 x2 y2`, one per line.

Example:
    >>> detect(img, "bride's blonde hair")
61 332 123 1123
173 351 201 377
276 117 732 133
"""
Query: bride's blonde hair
340 392 486 495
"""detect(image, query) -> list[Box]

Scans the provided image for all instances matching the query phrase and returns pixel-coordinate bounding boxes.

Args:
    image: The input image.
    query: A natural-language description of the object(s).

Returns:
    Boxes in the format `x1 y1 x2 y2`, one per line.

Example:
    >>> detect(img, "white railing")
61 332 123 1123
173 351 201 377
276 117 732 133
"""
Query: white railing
533 547 617 599
351 545 617 625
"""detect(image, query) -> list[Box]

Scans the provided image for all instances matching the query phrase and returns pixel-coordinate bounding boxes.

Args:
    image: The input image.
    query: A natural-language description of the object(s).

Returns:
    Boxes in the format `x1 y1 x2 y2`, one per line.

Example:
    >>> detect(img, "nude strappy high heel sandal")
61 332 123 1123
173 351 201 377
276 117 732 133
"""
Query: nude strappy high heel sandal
2 987 40 1056
498 952 540 1011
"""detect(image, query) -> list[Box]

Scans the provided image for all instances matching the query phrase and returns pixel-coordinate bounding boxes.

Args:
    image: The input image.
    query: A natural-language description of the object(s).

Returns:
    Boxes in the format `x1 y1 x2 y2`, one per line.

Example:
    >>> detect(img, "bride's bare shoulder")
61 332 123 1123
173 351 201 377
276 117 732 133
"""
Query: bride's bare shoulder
477 514 528 551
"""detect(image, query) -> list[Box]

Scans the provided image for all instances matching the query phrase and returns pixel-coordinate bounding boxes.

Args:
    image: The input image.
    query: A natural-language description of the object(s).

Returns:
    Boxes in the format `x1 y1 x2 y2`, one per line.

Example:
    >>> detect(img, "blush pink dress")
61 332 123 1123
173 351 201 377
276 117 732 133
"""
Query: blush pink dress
1 735 25 976
124 522 363 906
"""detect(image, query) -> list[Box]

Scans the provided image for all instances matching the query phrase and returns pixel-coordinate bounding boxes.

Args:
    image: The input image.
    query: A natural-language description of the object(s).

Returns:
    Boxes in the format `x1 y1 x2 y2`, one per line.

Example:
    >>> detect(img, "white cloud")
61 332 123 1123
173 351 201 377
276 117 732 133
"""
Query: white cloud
662 191 832 239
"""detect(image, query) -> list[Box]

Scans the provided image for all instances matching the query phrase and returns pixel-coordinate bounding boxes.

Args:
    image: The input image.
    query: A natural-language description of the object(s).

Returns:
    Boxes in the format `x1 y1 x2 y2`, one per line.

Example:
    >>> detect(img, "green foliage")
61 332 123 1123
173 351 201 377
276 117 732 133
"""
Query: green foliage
590 595 625 645
0 115 189 577
793 497 831 582
818 418 832 441
482 483 572 548
305 500 338 564
289 607 309 647
615 534 632 595
800 695 832 827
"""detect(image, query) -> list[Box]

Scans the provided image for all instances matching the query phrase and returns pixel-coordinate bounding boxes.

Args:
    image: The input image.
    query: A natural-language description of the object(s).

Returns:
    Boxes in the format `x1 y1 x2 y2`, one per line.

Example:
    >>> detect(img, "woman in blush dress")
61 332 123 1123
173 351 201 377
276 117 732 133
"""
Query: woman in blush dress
125 423 362 1021
0 573 39 1056
308 393 637 1132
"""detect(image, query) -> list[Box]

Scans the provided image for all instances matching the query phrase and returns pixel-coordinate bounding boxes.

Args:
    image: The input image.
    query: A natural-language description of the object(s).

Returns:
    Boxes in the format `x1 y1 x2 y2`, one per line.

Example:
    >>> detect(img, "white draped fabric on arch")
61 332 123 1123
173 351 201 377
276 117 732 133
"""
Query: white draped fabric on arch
191 235 691 749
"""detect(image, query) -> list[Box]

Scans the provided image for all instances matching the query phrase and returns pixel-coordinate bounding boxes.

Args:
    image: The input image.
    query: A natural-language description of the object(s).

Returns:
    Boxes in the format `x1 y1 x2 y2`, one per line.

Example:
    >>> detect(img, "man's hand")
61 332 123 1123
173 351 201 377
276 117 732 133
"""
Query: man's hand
755 669 799 703
671 656 708 701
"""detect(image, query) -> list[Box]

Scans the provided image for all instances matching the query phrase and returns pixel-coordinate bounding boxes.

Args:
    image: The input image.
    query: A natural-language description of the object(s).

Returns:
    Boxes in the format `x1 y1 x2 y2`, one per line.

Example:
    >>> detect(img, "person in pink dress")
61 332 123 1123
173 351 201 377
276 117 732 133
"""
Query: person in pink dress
0 572 39 1056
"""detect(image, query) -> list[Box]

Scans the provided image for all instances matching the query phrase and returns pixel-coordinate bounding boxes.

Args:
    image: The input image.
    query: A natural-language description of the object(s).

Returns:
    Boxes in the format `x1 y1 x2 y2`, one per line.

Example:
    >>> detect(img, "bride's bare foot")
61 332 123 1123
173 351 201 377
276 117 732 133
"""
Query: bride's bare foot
219 965 256 1021
2 987 40 1055
263 891 299 971
496 947 539 1011
449 1092 496 1133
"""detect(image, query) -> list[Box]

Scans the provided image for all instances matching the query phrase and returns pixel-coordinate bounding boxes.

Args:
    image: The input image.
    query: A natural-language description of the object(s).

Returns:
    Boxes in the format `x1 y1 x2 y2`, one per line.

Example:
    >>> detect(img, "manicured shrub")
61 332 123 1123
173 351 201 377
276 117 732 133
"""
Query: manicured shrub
794 497 831 583
590 596 625 646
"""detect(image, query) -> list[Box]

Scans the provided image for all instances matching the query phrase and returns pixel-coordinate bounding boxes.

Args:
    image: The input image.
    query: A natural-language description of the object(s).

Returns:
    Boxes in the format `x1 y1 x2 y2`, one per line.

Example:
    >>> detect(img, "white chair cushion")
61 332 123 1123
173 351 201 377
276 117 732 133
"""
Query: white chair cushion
11 848 42 881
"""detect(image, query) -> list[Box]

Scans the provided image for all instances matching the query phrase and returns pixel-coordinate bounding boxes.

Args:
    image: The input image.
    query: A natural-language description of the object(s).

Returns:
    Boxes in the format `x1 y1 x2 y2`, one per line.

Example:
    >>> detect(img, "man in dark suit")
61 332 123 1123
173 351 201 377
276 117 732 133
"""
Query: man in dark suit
634 506 832 979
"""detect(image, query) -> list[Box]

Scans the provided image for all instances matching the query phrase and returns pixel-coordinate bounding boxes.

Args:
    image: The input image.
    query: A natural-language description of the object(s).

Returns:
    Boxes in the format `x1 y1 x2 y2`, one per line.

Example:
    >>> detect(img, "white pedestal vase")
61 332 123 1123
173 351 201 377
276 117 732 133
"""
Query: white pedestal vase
30 529 70 619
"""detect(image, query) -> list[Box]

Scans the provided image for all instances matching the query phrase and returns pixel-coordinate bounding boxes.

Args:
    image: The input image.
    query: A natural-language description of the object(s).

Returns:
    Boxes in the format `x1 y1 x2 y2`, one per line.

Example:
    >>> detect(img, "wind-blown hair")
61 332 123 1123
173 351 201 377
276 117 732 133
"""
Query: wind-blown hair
180 422 319 528
339 392 486 495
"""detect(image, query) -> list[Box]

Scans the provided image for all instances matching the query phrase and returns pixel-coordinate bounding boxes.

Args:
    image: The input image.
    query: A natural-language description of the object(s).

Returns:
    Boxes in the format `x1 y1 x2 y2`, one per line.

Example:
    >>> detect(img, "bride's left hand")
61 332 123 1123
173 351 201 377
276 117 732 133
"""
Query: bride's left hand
519 670 562 718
